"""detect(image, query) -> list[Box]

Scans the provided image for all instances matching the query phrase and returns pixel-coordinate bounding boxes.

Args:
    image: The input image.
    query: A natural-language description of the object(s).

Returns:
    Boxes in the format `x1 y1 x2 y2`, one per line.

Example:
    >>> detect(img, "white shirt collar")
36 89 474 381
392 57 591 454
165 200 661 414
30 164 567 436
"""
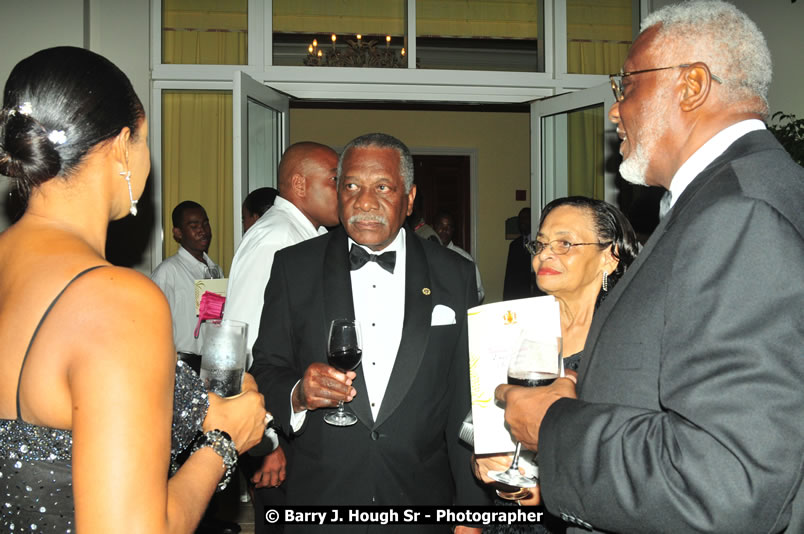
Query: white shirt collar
667 119 765 209
268 195 326 236
177 245 214 270
348 227 406 256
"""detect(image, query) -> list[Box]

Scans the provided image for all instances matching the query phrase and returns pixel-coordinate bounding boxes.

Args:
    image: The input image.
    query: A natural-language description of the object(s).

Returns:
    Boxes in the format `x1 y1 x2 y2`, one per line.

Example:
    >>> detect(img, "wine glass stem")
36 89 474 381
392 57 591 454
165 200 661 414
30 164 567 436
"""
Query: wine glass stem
509 441 523 471
337 400 345 414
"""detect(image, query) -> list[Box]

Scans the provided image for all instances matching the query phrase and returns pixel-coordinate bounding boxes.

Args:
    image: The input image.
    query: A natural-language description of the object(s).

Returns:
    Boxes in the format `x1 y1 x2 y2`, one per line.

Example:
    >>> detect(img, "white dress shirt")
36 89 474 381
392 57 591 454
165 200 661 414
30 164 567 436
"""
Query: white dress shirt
290 228 407 429
225 196 327 362
666 119 766 210
151 246 223 354
446 241 484 303
349 228 407 420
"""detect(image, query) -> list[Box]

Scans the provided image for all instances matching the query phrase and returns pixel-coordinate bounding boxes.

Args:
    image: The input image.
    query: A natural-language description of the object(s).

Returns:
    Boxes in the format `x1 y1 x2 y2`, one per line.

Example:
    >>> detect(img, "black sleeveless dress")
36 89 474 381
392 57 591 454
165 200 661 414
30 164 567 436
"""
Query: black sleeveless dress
0 266 209 532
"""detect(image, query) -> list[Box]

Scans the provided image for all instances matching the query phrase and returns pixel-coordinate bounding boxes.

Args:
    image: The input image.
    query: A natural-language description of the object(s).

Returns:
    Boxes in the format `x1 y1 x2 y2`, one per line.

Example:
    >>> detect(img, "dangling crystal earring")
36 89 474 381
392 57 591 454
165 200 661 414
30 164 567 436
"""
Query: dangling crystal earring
120 170 138 216
602 271 609 292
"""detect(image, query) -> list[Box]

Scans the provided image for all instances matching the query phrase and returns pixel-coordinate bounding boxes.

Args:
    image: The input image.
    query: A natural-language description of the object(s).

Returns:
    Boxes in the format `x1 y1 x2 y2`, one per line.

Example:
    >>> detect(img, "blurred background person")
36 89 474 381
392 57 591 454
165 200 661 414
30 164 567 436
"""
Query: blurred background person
474 196 639 533
433 211 485 303
242 186 278 234
151 200 223 357
408 190 441 244
0 46 267 533
503 207 543 300
226 142 339 534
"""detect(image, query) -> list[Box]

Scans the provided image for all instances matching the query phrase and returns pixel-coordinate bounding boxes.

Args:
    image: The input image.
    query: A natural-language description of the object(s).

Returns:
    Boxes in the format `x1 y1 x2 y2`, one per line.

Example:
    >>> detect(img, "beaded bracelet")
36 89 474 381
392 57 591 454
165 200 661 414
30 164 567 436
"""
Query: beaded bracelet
192 429 238 491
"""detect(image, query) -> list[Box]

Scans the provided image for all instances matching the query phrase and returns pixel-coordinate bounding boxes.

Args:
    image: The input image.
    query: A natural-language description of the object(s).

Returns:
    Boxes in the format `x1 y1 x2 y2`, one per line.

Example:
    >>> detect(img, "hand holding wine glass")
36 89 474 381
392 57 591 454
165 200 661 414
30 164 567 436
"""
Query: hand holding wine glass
324 319 363 427
487 334 563 488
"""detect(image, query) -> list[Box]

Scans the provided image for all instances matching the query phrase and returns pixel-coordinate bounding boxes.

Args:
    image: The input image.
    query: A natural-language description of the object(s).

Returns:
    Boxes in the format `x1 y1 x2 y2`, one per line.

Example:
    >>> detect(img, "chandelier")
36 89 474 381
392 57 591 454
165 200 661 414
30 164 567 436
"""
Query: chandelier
304 34 407 68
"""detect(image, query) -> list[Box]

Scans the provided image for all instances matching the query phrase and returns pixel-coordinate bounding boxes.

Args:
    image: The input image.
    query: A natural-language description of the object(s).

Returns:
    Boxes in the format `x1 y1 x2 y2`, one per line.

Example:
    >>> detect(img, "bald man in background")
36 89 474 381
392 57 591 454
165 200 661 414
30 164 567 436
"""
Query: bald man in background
225 141 339 533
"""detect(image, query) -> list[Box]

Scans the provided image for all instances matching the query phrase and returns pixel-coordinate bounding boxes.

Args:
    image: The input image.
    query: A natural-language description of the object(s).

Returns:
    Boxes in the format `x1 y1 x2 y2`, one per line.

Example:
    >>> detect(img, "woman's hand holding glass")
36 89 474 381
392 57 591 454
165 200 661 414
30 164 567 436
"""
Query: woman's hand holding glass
487 335 563 488
494 371 578 452
473 453 542 505
204 372 269 453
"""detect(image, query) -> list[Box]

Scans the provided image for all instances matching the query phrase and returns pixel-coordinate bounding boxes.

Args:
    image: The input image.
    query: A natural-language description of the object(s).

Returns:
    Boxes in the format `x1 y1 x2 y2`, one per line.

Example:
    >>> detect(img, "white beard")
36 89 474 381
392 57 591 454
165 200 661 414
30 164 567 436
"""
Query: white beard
619 142 650 186
618 86 672 186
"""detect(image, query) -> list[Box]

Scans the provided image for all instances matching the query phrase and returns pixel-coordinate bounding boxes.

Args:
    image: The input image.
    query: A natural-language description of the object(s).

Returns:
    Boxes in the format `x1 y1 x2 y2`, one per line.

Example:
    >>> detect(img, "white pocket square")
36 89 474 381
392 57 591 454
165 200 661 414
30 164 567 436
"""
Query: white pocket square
431 304 456 326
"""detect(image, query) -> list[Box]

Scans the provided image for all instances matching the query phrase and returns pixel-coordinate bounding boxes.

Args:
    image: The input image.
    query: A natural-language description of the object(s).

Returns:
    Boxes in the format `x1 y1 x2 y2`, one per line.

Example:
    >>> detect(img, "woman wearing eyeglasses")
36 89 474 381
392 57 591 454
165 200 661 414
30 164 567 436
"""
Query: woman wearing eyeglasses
473 196 640 533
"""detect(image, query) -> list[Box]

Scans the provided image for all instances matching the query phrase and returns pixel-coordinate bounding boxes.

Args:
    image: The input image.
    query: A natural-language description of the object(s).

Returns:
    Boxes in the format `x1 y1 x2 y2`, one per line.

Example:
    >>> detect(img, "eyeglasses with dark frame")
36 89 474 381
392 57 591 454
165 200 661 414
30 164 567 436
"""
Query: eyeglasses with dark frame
525 239 612 256
609 63 724 102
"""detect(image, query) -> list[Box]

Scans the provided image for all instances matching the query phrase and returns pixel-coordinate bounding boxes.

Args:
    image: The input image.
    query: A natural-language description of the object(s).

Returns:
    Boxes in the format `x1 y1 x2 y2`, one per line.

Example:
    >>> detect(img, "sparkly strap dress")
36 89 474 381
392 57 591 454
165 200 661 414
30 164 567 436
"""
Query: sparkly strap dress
0 266 208 533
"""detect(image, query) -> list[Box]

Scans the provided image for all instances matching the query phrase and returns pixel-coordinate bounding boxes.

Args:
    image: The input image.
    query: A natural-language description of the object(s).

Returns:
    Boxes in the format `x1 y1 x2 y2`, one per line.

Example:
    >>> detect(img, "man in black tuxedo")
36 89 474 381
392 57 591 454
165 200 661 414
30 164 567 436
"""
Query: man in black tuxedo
251 133 489 533
489 2 804 533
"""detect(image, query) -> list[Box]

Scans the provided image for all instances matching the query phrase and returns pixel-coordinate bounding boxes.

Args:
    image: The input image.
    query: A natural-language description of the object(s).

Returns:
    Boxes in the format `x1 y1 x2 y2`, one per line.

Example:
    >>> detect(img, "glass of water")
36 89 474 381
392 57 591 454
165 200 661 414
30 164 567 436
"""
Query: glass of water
199 319 248 397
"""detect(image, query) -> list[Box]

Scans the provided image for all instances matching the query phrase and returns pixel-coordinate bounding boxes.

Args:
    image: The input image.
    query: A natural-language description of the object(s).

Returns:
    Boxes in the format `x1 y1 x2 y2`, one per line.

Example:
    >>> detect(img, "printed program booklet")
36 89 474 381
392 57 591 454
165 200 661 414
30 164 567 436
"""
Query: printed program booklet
467 296 561 455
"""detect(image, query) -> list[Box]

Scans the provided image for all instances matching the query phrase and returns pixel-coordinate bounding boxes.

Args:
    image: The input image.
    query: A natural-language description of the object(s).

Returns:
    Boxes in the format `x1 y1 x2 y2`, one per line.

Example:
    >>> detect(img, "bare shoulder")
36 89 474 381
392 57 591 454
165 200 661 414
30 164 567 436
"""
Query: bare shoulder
79 266 170 311
61 266 174 361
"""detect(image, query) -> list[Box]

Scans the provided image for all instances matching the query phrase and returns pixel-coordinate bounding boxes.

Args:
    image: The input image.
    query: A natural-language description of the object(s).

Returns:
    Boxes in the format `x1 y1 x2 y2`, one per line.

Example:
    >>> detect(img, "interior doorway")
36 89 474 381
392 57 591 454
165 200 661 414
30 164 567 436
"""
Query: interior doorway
412 154 472 254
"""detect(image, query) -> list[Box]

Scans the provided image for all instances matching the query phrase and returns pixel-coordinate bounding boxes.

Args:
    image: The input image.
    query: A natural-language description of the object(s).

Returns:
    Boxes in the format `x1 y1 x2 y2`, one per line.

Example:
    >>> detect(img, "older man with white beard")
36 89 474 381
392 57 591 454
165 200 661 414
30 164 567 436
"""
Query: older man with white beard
475 2 804 533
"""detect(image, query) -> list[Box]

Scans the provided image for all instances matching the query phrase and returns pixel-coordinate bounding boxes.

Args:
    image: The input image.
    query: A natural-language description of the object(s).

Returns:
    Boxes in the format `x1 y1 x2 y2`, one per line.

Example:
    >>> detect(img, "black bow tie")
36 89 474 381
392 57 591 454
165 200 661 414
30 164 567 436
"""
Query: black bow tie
349 244 396 274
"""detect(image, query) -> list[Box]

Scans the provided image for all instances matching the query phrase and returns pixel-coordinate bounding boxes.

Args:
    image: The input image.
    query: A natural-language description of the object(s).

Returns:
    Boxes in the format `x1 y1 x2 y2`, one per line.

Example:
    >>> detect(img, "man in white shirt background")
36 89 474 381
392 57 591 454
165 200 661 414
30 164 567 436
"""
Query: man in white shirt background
225 141 339 532
433 211 485 303
151 200 222 356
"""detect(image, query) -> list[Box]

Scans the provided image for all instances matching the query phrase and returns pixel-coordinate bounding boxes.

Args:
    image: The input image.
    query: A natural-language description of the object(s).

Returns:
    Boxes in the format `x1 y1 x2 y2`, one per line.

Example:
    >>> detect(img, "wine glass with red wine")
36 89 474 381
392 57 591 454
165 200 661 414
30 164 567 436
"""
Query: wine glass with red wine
488 334 563 488
323 318 363 427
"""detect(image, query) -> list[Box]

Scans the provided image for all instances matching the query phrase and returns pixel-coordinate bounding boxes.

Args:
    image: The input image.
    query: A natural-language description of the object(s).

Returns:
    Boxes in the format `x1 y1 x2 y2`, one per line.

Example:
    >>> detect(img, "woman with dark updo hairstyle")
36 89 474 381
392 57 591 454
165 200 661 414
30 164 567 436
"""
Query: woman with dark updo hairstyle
0 47 269 533
473 196 639 534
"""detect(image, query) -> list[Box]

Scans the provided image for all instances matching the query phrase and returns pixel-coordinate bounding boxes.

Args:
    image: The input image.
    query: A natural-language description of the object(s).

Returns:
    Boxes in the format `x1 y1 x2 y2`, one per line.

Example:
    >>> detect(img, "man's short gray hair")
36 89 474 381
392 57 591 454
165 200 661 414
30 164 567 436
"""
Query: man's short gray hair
337 133 415 193
641 0 771 117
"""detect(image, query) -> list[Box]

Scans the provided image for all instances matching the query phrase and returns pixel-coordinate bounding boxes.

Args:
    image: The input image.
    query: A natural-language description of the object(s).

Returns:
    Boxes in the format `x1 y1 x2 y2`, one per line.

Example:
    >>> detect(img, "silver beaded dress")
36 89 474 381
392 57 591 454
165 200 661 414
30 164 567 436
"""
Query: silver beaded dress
0 267 209 533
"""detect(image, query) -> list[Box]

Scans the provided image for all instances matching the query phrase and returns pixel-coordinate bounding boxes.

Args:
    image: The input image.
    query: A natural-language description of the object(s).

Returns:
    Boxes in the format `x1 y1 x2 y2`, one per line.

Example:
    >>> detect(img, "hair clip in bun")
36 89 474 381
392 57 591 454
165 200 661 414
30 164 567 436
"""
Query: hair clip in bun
48 130 67 145
18 102 33 116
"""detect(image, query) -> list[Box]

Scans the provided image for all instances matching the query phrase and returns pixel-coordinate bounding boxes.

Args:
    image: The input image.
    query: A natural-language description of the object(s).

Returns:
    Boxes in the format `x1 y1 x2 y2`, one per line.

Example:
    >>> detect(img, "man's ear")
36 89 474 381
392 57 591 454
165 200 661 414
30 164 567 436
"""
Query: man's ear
172 226 182 243
405 184 417 217
679 63 714 112
291 173 306 198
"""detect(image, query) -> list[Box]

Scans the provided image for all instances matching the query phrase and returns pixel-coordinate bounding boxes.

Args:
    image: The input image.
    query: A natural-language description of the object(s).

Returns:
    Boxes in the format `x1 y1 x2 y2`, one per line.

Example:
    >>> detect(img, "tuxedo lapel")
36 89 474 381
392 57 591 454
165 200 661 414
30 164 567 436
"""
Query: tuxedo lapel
374 230 432 428
322 227 373 427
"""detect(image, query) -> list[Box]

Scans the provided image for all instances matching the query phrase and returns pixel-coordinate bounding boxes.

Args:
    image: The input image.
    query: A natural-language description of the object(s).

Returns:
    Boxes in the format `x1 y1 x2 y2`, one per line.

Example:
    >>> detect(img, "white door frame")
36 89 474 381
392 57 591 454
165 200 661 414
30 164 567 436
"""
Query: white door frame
233 71 290 248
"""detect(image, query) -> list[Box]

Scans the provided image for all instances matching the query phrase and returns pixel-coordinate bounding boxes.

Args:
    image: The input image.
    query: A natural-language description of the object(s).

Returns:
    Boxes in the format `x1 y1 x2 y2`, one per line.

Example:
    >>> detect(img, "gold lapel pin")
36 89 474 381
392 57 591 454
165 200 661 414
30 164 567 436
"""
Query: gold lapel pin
422 288 431 295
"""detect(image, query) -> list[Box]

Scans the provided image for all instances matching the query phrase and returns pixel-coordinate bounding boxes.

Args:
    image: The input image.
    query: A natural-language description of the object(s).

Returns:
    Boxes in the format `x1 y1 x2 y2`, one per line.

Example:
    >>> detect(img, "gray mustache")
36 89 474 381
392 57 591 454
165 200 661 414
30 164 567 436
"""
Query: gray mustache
348 214 388 226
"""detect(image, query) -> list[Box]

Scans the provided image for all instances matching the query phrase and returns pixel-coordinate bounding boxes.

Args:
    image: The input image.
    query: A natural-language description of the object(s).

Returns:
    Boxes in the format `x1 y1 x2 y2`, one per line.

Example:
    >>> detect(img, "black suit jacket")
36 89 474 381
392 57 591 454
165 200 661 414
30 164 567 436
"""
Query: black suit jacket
538 130 804 533
251 226 490 531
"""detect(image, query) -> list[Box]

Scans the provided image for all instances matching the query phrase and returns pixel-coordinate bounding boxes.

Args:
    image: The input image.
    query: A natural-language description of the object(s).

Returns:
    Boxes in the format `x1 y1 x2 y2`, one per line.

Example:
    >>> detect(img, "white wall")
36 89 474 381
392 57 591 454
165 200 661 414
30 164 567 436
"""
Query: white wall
649 0 804 119
0 0 86 231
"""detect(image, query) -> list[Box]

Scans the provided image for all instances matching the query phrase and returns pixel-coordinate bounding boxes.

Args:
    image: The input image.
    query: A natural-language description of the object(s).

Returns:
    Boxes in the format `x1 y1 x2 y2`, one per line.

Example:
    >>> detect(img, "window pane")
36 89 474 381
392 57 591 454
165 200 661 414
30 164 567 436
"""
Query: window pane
162 90 235 273
541 104 605 201
567 0 632 75
416 0 543 72
273 0 407 67
247 97 282 193
162 0 247 65
566 105 605 199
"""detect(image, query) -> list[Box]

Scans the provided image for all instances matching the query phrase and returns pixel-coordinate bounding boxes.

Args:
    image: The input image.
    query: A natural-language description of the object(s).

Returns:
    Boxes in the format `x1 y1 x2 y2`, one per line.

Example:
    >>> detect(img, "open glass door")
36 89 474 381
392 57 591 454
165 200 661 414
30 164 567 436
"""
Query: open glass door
530 83 618 215
232 71 290 248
